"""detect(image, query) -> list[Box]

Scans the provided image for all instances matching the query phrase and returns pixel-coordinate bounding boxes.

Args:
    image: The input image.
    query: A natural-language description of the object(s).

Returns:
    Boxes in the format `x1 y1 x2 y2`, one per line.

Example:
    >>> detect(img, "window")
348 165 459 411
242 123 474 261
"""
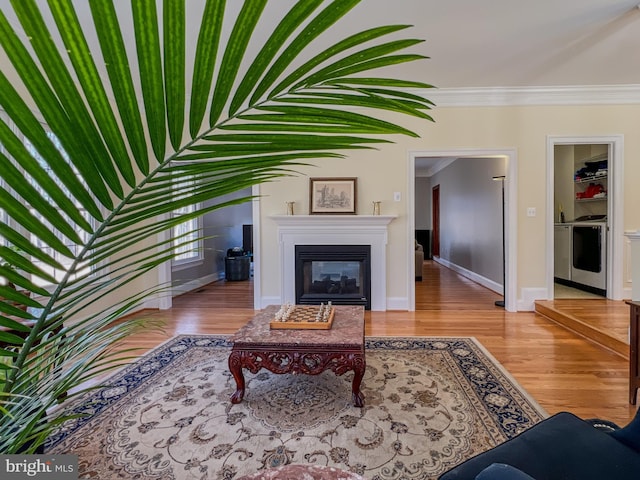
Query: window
0 114 102 290
0 185 6 249
0 111 8 249
1 113 12 286
0 176 7 287
23 131 94 287
0 208 6 246
171 179 202 267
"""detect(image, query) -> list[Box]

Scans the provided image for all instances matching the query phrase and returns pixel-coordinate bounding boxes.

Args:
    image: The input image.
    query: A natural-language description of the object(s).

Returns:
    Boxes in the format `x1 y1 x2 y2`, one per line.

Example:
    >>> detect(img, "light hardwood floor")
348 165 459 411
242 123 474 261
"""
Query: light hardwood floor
122 260 637 427
535 298 631 358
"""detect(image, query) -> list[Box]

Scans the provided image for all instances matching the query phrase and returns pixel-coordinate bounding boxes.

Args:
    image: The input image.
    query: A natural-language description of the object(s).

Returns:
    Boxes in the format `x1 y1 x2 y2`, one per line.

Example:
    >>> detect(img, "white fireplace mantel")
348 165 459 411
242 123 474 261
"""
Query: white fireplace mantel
270 215 397 311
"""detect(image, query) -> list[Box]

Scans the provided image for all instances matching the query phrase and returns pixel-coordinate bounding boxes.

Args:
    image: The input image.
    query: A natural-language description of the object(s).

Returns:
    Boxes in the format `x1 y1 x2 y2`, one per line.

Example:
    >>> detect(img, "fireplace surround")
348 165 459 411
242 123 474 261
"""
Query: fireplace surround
270 215 395 311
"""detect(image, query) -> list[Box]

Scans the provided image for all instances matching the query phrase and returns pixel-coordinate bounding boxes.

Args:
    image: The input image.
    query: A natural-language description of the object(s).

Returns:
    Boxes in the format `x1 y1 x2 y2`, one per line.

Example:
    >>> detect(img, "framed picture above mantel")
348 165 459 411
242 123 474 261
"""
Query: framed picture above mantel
309 177 357 215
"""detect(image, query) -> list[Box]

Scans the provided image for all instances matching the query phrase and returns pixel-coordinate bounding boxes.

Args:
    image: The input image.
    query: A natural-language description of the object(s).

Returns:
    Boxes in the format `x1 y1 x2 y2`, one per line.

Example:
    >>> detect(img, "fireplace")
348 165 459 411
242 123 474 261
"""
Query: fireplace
270 214 395 311
295 245 371 309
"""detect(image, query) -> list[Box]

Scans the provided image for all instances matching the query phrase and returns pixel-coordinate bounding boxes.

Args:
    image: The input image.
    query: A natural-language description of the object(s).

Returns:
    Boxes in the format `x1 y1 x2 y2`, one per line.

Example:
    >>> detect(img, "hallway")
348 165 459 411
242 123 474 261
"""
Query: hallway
415 259 504 310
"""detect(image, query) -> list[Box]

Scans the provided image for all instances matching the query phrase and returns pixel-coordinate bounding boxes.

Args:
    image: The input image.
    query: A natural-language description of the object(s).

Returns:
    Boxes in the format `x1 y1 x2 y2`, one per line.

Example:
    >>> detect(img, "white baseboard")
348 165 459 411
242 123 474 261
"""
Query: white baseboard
518 288 548 311
386 297 409 311
143 292 172 311
259 296 282 309
172 273 221 297
433 257 502 294
143 271 224 311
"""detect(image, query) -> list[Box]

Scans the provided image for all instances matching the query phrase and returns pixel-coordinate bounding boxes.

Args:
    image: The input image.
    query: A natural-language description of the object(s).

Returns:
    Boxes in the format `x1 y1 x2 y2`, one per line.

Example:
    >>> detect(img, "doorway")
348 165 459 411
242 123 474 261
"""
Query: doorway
431 185 440 257
408 149 517 312
553 143 607 299
157 187 258 310
546 135 624 301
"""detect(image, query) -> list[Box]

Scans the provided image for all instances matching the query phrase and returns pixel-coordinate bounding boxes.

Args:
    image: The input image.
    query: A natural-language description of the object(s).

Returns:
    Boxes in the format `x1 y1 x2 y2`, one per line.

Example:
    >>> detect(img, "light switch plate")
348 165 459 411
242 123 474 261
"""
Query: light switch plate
393 192 401 202
527 207 536 217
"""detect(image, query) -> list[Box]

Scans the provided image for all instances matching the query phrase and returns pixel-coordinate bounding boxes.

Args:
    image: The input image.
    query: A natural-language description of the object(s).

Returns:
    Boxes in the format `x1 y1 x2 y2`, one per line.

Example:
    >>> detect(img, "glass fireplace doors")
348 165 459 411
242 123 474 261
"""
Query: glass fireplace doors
295 245 371 309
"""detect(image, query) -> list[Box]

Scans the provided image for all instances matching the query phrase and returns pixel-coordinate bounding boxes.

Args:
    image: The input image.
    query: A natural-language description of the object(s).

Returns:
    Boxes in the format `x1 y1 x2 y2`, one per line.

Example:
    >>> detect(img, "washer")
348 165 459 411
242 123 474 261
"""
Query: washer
571 217 607 292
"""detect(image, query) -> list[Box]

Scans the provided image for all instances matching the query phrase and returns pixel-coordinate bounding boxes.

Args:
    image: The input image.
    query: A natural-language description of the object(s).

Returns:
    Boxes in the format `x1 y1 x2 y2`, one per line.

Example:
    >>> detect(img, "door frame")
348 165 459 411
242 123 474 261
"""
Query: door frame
251 184 262 309
546 135 624 300
431 184 440 257
408 148 518 312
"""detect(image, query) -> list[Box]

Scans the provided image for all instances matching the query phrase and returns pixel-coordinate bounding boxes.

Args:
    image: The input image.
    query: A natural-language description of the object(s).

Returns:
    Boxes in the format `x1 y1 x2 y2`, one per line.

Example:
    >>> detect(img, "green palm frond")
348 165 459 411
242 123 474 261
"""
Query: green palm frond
0 0 434 453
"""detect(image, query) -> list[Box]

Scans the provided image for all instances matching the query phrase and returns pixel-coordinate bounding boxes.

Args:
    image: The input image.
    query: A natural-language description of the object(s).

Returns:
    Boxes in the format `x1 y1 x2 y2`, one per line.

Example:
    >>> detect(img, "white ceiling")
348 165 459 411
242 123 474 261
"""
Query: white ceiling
368 0 640 174
344 0 640 89
4 1 640 90
6 0 640 89
4 1 640 178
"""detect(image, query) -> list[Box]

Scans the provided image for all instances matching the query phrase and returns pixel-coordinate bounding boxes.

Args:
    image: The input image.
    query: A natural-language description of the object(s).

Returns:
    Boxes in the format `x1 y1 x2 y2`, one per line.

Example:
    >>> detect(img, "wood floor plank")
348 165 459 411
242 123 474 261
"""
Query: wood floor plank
119 260 637 427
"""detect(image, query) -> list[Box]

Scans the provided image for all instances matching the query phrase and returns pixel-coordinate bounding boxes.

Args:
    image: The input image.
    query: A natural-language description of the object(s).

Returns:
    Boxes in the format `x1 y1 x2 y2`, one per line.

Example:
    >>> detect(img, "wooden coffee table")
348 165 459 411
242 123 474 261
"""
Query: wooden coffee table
228 305 366 407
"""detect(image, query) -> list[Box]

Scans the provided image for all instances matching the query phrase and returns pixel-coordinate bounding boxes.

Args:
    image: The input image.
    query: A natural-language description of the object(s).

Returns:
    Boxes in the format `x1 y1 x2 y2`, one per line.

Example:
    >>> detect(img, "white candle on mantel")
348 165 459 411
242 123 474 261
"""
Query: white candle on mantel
625 230 640 301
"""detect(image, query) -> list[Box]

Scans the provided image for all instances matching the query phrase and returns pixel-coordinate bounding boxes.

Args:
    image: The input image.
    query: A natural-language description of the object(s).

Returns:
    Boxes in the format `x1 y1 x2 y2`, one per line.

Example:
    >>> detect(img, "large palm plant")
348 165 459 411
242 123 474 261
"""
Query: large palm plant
0 0 433 453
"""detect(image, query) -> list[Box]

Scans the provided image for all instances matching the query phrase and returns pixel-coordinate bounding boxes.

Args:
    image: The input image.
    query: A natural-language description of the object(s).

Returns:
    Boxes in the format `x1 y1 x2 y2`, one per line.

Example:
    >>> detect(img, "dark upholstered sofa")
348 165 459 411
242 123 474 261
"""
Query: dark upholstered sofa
439 408 640 480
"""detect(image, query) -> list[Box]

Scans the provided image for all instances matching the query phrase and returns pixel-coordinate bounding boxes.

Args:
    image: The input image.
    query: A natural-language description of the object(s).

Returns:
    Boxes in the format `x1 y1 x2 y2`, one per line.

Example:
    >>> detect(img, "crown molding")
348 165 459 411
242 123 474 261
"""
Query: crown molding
418 84 640 107
5 85 639 119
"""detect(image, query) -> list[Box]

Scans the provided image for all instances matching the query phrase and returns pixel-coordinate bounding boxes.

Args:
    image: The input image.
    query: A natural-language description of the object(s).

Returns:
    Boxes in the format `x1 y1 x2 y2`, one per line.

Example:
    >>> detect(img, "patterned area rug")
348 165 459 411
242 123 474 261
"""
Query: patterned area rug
46 336 546 479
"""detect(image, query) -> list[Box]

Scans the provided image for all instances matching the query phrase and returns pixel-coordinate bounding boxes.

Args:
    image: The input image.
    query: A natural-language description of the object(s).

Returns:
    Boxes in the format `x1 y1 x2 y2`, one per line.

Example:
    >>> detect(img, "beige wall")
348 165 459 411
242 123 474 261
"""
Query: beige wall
256 103 640 310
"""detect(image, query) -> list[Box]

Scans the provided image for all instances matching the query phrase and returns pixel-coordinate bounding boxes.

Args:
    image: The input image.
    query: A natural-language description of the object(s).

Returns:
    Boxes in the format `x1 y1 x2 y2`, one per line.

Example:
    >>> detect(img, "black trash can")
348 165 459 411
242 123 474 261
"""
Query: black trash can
225 255 250 281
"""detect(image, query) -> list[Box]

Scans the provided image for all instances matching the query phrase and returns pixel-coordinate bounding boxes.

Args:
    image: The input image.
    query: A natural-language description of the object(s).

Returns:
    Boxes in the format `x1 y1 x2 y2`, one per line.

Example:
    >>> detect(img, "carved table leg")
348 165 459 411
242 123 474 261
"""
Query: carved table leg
228 350 246 404
351 353 366 407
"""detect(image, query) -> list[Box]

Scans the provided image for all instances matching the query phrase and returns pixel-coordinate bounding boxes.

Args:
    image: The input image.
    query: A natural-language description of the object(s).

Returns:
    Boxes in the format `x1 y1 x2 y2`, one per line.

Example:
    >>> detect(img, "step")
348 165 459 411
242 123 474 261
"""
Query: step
535 300 629 359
